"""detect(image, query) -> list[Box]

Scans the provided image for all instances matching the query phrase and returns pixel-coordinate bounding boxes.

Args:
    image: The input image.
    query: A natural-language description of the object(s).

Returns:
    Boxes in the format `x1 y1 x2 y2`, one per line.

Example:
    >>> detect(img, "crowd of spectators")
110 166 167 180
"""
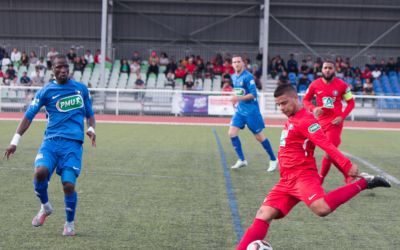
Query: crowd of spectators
270 54 400 96
1 46 400 97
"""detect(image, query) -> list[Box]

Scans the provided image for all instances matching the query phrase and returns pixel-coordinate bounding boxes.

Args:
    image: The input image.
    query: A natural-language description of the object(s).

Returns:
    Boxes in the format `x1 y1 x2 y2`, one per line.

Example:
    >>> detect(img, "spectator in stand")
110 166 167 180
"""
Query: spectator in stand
273 55 286 76
185 58 197 75
146 50 159 82
386 57 396 74
131 51 141 64
344 67 354 79
31 68 45 86
35 58 47 77
313 59 322 78
204 62 214 79
222 59 234 75
11 48 22 65
94 49 101 64
84 50 94 66
300 59 310 75
353 67 362 78
174 64 187 84
46 47 58 69
287 54 298 74
29 51 39 65
335 67 344 79
367 57 378 71
371 67 381 80
306 55 314 70
361 65 372 81
165 56 177 76
130 60 141 75
67 48 77 63
19 71 31 86
221 78 233 92
194 56 205 80
20 52 29 67
73 57 86 73
120 59 130 74
2 53 11 67
4 64 17 85
297 73 311 92
352 77 363 93
221 67 232 88
159 52 169 66
363 78 374 95
278 71 289 85
80 56 88 69
379 59 387 73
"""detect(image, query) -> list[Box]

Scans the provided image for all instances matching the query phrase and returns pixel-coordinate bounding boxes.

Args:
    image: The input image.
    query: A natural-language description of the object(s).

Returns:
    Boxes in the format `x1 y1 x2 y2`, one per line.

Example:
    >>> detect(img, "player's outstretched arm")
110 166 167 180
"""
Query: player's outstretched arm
4 117 32 159
86 116 96 147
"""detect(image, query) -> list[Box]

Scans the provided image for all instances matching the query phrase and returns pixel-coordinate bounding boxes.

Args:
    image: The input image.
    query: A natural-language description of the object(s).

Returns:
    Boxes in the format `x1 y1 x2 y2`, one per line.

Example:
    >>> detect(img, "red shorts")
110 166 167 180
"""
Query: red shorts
322 123 343 147
263 170 325 219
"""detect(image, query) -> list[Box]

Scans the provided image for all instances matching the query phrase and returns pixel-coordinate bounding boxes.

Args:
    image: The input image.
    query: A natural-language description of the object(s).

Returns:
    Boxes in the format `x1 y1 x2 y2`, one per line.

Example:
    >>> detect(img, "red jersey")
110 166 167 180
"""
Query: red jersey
303 77 354 129
278 108 352 177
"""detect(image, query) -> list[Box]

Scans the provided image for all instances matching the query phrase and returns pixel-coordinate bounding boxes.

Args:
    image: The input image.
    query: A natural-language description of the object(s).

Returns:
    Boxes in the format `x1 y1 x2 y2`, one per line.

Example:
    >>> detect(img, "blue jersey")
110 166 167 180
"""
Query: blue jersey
25 79 94 142
231 70 260 115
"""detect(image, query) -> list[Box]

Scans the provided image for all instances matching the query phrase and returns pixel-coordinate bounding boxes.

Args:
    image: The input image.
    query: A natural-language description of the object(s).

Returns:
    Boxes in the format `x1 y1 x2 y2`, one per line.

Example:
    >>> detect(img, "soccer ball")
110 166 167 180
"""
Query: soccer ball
246 240 273 250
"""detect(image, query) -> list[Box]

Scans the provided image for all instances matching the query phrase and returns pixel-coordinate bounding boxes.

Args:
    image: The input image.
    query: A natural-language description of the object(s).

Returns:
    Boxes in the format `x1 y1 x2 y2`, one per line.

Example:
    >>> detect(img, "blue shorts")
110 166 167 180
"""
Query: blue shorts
230 111 265 134
34 137 83 185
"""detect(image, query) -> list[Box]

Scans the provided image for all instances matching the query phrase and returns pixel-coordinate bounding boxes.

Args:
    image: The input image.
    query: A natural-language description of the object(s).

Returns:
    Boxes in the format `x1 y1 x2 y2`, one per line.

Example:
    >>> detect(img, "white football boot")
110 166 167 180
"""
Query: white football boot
63 221 76 236
231 159 248 169
32 203 53 227
267 160 278 172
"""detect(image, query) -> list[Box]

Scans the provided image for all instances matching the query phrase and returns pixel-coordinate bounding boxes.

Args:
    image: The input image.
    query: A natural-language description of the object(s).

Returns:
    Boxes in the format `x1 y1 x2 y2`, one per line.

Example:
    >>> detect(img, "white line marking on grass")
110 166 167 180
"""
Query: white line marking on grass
343 151 400 187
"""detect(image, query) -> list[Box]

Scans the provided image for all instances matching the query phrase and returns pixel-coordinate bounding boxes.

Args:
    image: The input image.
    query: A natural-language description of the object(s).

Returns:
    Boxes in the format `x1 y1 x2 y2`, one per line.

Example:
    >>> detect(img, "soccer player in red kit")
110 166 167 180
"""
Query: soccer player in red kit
303 61 355 184
236 84 390 250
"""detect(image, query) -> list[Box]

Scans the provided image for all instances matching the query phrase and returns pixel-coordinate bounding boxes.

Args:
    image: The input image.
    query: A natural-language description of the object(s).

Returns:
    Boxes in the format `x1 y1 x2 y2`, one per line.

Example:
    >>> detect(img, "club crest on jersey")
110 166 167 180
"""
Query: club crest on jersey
322 97 334 108
56 94 83 112
333 90 338 96
308 123 321 133
234 88 245 96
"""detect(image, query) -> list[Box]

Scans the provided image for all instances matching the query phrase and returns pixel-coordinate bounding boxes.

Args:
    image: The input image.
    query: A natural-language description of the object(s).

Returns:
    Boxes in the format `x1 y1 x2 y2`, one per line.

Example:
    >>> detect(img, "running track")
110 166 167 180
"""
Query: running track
1 112 400 130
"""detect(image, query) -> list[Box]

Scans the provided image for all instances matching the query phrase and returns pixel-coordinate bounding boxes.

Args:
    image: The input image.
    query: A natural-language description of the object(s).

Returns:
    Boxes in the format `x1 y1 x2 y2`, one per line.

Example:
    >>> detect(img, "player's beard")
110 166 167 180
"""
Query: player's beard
322 73 334 82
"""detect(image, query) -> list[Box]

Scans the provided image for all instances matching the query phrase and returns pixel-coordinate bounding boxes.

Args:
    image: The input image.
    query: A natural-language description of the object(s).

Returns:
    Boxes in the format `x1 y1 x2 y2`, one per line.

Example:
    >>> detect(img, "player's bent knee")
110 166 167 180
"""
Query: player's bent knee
63 182 75 195
309 200 332 217
255 206 279 222
34 167 49 181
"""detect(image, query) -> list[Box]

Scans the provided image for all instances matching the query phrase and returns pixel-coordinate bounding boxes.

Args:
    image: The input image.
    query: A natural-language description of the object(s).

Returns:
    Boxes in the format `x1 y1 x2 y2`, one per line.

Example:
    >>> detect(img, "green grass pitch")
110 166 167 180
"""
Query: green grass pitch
0 121 399 249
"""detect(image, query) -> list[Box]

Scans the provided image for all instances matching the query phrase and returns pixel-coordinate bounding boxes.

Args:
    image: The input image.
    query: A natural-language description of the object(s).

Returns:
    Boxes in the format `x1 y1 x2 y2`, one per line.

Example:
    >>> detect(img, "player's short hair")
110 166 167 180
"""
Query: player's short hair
52 54 67 64
274 84 297 98
322 60 335 66
231 54 243 60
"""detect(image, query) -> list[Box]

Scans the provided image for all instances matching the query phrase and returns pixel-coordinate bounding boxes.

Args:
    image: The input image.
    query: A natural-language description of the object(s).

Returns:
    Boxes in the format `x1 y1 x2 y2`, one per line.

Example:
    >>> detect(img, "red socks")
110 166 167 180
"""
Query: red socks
324 178 367 211
320 156 353 184
236 219 270 250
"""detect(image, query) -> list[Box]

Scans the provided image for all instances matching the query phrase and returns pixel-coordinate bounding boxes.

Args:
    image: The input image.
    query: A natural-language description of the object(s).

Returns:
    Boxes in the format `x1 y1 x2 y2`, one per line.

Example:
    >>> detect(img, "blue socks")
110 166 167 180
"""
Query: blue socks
33 179 49 204
231 136 245 161
64 191 78 222
261 139 277 161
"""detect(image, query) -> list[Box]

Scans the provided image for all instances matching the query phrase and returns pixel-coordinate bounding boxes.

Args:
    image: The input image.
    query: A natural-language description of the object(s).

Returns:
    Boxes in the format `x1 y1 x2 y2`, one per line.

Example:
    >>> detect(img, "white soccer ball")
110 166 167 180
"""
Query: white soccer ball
246 240 273 250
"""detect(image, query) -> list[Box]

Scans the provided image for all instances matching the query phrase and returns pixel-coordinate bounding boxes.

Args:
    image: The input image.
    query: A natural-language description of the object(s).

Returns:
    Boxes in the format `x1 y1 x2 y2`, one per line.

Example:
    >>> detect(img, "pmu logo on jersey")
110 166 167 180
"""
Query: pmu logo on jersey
308 123 321 133
322 97 334 108
234 88 245 96
56 95 83 112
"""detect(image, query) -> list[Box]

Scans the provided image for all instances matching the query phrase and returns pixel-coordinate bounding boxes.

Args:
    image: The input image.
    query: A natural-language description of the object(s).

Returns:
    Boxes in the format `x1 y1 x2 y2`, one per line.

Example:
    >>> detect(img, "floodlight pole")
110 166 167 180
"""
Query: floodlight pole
100 0 108 88
261 0 270 90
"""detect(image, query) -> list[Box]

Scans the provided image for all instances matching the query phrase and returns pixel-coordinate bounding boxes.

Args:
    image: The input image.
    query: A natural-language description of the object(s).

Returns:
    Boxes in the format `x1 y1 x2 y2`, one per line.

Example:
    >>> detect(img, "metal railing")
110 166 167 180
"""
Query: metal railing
1 86 399 121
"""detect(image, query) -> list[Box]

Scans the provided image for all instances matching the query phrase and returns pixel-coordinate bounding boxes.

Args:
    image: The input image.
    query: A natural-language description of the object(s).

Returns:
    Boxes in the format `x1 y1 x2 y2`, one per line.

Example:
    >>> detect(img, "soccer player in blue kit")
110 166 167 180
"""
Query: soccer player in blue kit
229 55 277 171
5 55 96 236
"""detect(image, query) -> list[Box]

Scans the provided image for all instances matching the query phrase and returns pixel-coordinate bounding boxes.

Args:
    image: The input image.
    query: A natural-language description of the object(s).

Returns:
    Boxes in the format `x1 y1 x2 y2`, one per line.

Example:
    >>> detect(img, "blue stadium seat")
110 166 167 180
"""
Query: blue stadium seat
307 73 314 82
